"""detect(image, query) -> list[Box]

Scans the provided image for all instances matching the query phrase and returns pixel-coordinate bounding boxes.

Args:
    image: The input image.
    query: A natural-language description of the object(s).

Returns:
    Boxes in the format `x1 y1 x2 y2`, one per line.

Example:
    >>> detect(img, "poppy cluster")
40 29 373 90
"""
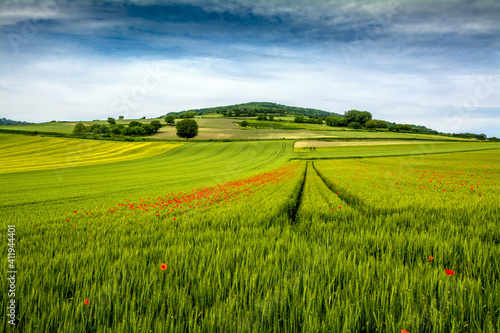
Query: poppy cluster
67 165 300 223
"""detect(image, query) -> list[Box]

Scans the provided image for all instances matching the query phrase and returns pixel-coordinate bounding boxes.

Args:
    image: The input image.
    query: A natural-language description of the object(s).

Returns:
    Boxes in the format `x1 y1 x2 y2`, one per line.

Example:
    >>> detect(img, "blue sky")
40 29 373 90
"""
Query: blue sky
0 0 498 136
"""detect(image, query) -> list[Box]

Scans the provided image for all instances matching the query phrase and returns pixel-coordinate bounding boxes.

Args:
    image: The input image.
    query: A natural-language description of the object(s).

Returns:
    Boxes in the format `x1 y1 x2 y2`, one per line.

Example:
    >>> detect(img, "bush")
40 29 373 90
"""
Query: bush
348 122 362 130
72 122 87 134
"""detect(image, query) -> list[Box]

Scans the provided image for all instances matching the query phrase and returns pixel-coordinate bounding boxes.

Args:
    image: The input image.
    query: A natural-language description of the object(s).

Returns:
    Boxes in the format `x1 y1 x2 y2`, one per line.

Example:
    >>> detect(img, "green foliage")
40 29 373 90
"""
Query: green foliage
128 120 142 128
165 115 176 125
240 120 248 127
365 119 388 129
178 111 195 119
72 122 87 134
325 116 347 127
119 115 124 120
389 124 413 132
163 102 342 119
150 120 162 132
107 117 116 125
175 118 199 139
348 121 362 129
295 115 322 124
0 118 33 125
344 110 372 125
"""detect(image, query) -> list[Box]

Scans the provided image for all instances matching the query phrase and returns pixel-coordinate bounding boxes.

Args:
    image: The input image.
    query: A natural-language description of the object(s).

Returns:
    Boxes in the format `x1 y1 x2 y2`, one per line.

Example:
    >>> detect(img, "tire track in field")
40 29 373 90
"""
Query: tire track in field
288 161 308 223
262 142 287 168
246 142 282 172
311 161 368 213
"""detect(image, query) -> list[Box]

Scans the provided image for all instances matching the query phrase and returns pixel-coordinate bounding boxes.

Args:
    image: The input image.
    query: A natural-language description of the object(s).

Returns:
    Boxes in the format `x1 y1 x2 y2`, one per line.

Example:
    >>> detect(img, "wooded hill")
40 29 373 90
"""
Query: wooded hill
162 102 343 118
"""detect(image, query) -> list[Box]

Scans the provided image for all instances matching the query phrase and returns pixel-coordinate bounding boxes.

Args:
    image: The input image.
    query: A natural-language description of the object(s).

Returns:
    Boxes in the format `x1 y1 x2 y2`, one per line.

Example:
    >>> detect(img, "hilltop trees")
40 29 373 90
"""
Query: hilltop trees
325 116 347 127
344 110 372 126
325 110 373 129
165 115 176 125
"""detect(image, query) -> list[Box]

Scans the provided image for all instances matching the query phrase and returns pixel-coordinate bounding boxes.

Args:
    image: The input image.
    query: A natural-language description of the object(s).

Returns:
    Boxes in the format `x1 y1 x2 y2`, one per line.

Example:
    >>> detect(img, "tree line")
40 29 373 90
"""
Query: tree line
73 118 162 137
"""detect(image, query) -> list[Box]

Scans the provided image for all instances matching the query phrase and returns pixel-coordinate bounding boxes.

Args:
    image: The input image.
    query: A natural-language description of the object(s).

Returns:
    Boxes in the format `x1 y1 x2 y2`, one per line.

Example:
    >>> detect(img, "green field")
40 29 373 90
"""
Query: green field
1 133 499 332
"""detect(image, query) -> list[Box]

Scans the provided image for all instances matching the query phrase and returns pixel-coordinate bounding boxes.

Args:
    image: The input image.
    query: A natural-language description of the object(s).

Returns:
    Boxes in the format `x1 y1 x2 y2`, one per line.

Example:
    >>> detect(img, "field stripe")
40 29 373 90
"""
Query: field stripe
0 134 183 174
312 161 368 213
289 162 308 223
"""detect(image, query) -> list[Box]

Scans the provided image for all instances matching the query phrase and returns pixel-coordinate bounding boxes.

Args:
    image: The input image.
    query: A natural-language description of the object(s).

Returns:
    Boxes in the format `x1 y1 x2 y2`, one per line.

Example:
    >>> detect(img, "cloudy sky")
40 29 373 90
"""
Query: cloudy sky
0 0 498 136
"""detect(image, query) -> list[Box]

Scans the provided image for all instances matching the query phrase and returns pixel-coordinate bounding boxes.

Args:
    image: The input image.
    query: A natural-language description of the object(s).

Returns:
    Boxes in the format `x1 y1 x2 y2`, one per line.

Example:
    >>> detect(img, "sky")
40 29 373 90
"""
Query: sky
0 0 499 137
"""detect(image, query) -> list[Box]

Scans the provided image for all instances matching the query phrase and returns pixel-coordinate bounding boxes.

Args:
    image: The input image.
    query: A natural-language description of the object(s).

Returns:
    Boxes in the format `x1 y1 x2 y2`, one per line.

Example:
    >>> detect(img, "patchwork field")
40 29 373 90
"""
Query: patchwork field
0 116 476 141
1 133 499 332
0 134 182 174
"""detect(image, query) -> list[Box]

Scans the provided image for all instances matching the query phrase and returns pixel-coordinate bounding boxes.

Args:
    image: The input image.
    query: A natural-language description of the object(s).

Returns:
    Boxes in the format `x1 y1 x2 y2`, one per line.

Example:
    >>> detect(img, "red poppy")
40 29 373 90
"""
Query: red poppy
338 206 342 209
429 256 434 260
401 329 411 333
445 269 455 276
84 299 89 305
160 263 167 270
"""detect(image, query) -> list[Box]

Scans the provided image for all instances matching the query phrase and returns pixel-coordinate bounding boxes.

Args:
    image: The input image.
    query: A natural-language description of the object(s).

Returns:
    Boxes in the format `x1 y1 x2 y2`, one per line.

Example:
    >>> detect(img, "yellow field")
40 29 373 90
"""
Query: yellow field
0 134 182 174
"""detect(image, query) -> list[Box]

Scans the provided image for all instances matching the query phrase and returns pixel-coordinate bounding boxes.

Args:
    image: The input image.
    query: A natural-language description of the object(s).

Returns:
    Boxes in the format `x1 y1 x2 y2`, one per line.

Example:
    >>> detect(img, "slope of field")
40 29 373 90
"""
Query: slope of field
0 134 182 174
293 141 500 159
0 139 293 211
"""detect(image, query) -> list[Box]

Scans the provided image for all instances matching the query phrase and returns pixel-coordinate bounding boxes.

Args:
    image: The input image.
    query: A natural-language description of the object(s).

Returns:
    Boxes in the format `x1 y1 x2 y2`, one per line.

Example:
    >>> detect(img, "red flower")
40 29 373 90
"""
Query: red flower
401 330 411 333
445 269 455 276
160 263 167 270
338 206 342 209
429 256 434 260
84 299 89 305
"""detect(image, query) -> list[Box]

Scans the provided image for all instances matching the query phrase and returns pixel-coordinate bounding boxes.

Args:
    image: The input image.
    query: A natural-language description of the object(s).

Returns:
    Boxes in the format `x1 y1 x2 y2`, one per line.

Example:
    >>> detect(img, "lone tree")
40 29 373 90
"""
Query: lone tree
107 117 116 125
175 119 198 139
165 115 176 125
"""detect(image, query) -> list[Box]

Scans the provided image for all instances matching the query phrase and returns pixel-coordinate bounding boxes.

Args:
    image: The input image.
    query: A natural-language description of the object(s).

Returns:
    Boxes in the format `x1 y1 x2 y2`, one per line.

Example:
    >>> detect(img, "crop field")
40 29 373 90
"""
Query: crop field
0 134 182 173
293 141 500 159
1 134 499 332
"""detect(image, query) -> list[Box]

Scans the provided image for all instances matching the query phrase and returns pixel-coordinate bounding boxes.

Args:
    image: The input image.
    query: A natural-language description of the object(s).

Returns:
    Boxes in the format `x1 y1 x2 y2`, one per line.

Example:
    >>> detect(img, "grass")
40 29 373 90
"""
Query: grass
1 134 498 332
293 141 500 159
0 134 182 173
